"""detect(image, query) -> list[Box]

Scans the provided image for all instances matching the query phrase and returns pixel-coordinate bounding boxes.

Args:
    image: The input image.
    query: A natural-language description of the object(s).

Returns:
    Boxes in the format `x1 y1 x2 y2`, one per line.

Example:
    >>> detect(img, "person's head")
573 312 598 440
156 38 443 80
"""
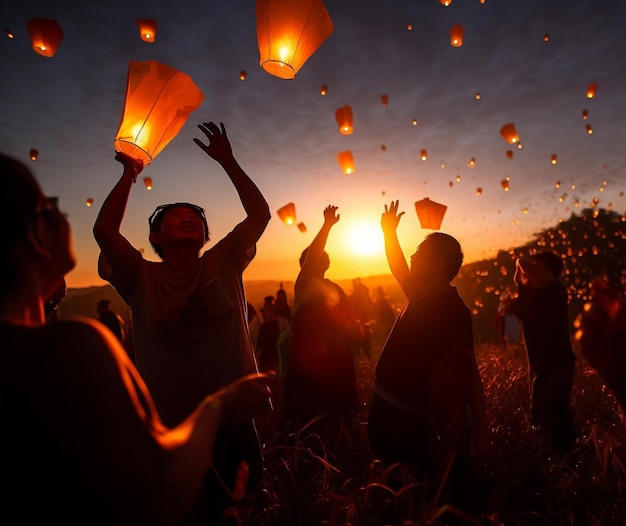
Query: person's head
409 232 463 284
0 153 75 304
276 285 287 304
530 251 563 279
96 299 112 316
299 247 330 273
148 203 209 259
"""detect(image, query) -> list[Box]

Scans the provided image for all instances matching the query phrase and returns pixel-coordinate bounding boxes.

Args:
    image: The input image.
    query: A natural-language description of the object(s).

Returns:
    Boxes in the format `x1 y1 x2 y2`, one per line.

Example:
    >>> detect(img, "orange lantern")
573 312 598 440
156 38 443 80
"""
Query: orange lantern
143 177 153 190
239 70 247 81
475 92 481 100
420 149 427 161
137 19 157 43
337 151 355 174
297 222 307 233
256 0 334 80
506 150 513 160
582 109 588 120
476 187 483 196
320 85 328 95
586 82 598 99
499 123 519 144
551 154 558 165
468 157 476 168
381 145 387 151
381 94 389 106
277 202 297 226
5 29 14 39
113 61 204 166
501 178 510 191
26 18 64 57
585 124 593 134
85 198 94 207
543 33 549 42
335 105 354 135
29 149 39 161
414 197 447 230
412 118 418 126
450 24 464 47
439 0 453 5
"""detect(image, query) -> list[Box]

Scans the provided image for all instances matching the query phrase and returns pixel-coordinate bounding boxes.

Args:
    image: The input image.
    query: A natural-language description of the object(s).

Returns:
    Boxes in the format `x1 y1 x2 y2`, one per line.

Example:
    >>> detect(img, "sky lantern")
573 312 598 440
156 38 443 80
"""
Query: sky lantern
420 149 428 161
337 150 355 174
26 18 64 57
5 29 14 39
29 149 38 161
501 178 510 191
450 24 464 47
412 118 418 126
137 19 157 43
381 145 386 151
586 82 598 99
475 187 483 196
85 198 94 207
335 105 354 135
239 70 247 81
506 150 513 160
256 0 334 80
468 157 476 168
585 124 593 134
543 33 549 42
113 61 204 166
551 154 558 165
277 202 297 226
555 181 561 188
143 177 153 190
499 123 519 144
414 197 447 230
439 0 453 5
297 222 307 233
582 109 588 120
475 92 481 100
320 85 328 95
381 94 389 106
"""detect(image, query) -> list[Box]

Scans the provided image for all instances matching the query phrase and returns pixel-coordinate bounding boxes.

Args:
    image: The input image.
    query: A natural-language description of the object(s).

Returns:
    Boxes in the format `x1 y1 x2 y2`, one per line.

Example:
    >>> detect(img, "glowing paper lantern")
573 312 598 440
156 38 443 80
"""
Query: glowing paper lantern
439 0 453 5
240 70 247 81
335 105 353 135
414 197 447 230
450 24 464 47
381 145 387 151
506 150 513 160
137 19 157 43
551 154 558 165
468 157 476 168
26 18 64 57
586 82 598 99
475 92 481 100
143 177 153 190
85 198 94 207
256 0 334 80
412 118 418 126
582 109 588 120
337 151 355 174
381 94 389 106
5 29 14 39
277 202 297 226
320 85 328 95
585 124 593 134
113 61 204 166
29 149 38 161
543 33 549 42
499 123 519 144
475 187 483 196
420 149 428 161
501 178 510 191
297 222 307 233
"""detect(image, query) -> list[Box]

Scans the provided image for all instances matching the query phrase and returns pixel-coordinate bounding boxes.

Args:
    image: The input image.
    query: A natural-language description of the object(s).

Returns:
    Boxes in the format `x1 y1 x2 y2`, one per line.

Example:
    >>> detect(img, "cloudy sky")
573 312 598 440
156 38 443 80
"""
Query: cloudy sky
2 0 625 289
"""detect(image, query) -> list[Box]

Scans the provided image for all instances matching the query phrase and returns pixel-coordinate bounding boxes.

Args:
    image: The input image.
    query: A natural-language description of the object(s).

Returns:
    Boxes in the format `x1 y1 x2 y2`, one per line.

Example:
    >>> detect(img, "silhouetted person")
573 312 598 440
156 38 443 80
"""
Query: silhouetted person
368 200 489 509
510 252 576 453
256 302 282 373
0 152 273 523
575 277 626 413
283 205 359 427
44 278 67 323
373 285 396 334
494 291 522 345
93 121 271 523
96 299 125 344
275 283 292 323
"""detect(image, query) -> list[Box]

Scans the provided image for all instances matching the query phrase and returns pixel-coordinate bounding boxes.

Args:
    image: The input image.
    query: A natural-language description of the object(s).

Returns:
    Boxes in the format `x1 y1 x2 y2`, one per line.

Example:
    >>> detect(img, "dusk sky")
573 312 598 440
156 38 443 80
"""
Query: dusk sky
2 0 625 289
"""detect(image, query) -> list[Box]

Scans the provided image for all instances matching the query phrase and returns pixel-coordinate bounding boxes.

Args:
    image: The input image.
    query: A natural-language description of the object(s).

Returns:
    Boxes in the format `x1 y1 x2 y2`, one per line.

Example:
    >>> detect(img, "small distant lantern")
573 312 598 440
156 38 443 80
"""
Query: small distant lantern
239 70 247 81
85 198 94 207
523 207 528 214
26 18 64 57
586 82 598 99
414 197 447 230
499 123 519 144
256 0 334 80
516 142 523 150
475 92 481 100
335 105 354 135
585 124 593 134
137 19 157 43
407 24 413 31
506 150 513 160
337 151 355 174
475 187 483 196
439 0 453 5
320 85 328 96
114 61 204 166
420 149 428 161
551 154 558 165
450 24 464 47
381 94 389 106
555 181 561 188
468 157 476 168
29 149 39 161
277 202 297 226
501 179 510 191
582 109 588 120
381 145 387 152
297 222 307 233
412 118 418 126
5 29 14 39
456 175 461 182
543 33 549 42
143 177 153 190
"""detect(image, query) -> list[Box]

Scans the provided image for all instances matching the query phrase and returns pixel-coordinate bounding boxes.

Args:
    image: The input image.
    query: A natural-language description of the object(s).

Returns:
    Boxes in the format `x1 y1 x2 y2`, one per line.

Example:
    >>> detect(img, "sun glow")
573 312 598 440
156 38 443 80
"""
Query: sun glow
344 221 384 257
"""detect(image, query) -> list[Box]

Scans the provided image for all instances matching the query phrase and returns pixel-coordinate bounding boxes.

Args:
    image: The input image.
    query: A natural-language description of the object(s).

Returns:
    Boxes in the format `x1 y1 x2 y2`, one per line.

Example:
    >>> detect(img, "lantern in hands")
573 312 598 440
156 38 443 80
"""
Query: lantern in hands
415 197 447 230
113 61 204 166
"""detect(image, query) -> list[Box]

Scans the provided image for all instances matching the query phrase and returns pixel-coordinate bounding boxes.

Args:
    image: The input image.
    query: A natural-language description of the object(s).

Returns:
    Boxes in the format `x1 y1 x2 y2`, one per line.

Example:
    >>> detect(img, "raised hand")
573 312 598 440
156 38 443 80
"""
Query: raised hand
114 152 144 182
381 200 405 233
193 121 234 163
323 205 340 227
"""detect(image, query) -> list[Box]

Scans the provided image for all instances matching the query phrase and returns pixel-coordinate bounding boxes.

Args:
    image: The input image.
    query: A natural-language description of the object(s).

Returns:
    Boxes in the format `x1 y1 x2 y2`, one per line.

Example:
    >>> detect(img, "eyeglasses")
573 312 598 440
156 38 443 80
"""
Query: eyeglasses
148 202 209 241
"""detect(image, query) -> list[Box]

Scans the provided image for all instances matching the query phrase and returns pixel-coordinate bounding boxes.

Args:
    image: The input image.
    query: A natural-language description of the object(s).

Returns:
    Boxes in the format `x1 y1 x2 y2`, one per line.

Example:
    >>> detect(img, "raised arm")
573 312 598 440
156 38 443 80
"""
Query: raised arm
295 205 339 295
194 122 271 249
381 201 410 297
514 257 553 287
93 152 143 270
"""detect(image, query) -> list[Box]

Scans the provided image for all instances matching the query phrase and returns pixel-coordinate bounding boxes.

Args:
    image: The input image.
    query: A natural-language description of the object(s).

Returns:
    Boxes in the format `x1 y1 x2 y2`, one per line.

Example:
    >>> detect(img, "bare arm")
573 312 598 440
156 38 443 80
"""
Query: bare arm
381 200 411 297
194 122 271 249
294 205 339 296
93 153 143 270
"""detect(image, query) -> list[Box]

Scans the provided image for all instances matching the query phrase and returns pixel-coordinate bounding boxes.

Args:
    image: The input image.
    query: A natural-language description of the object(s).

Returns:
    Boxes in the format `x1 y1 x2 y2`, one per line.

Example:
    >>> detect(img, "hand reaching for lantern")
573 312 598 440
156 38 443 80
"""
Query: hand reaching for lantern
115 152 143 183
323 205 340 227
381 200 405 233
194 121 234 164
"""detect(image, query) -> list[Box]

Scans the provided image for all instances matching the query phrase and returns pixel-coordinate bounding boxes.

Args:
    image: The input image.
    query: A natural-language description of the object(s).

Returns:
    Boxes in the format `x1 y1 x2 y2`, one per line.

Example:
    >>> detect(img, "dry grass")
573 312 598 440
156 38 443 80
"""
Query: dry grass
245 334 626 525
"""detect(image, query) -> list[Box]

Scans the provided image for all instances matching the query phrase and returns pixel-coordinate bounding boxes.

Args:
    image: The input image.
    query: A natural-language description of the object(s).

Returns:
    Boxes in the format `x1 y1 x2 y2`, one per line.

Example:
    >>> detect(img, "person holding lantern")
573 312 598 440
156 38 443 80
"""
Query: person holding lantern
93 121 272 523
0 152 273 523
368 200 489 510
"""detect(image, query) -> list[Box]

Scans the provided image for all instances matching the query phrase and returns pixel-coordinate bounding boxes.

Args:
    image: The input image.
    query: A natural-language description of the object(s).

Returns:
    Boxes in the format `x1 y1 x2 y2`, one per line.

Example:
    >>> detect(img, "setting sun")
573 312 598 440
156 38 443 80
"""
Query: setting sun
344 221 384 257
